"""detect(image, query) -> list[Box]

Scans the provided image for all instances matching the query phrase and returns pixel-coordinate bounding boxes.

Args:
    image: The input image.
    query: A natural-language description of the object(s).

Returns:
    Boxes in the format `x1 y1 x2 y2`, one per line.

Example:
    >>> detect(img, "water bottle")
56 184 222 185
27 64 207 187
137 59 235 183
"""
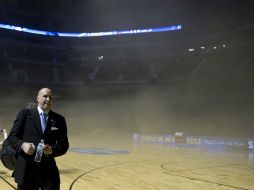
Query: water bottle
34 139 44 163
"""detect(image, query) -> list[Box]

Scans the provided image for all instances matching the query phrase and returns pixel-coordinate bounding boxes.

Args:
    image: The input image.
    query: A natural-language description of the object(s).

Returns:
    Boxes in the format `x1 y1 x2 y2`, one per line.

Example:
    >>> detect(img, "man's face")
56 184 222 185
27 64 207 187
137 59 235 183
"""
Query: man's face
37 88 53 111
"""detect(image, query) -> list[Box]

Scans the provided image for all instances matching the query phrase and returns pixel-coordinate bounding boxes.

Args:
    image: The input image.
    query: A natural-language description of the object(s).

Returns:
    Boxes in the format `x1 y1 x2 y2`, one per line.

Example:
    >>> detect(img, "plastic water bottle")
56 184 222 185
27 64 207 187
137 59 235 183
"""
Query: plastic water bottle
34 139 44 163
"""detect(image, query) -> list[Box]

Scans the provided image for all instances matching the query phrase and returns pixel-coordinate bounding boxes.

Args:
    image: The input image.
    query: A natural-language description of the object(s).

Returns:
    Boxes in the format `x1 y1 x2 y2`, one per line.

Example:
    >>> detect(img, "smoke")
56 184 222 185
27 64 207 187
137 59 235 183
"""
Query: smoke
1 78 254 148
60 81 254 141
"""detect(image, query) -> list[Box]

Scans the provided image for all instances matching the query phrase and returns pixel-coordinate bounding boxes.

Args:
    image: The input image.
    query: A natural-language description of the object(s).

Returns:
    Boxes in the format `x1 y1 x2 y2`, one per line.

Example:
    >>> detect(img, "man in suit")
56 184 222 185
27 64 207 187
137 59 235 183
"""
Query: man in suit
8 87 69 190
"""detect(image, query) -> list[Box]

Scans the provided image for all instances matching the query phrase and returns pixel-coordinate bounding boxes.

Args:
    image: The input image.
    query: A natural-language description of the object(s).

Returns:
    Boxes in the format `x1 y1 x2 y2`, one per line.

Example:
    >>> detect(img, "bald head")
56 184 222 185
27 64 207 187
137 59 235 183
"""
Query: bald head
38 88 52 96
37 88 53 111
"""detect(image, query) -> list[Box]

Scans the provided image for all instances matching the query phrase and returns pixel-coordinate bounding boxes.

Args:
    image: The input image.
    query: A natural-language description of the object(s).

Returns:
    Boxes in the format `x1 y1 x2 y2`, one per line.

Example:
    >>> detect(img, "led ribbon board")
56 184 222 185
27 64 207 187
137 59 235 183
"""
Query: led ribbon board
0 23 182 37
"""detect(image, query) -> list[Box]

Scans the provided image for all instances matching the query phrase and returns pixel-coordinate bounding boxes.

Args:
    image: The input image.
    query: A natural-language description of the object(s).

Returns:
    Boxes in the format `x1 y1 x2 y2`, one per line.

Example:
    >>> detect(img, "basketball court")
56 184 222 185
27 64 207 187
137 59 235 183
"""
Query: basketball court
1 132 253 190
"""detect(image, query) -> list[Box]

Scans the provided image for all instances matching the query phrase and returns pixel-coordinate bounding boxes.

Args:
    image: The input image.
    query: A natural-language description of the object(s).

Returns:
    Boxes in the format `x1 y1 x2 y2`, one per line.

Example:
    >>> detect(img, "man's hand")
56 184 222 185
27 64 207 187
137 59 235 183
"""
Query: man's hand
43 144 52 155
21 142 35 155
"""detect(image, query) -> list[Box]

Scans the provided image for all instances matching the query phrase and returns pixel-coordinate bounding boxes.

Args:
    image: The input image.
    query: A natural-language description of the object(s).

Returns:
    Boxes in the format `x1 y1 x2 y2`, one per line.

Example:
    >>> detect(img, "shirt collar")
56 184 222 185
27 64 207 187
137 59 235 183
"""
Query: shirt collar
37 106 49 115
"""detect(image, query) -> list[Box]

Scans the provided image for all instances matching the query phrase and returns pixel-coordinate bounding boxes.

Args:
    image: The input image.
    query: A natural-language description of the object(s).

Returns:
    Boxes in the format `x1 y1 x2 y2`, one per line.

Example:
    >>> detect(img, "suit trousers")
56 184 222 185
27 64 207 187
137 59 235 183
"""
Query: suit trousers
17 182 60 190
17 163 60 190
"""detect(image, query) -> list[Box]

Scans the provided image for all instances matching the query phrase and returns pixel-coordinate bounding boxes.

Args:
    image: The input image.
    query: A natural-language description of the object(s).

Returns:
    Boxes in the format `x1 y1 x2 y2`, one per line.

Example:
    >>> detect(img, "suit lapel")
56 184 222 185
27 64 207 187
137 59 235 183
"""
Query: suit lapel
31 108 43 136
44 111 53 135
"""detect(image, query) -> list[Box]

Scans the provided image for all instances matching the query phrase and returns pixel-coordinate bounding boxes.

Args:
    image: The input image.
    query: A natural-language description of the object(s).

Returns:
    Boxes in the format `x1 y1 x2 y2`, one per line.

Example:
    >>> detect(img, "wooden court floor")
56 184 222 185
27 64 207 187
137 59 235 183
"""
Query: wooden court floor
1 134 254 190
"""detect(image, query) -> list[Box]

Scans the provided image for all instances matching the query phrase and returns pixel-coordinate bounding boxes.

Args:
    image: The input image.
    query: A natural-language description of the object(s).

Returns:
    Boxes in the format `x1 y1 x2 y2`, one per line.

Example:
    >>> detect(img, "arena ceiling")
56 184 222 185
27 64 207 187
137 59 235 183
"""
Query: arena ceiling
0 0 254 56
1 0 254 33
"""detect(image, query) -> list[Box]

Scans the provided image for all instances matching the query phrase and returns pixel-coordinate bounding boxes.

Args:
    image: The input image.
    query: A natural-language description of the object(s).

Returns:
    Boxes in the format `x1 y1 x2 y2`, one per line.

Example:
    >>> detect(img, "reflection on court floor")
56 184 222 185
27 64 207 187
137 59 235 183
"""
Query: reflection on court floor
69 147 129 155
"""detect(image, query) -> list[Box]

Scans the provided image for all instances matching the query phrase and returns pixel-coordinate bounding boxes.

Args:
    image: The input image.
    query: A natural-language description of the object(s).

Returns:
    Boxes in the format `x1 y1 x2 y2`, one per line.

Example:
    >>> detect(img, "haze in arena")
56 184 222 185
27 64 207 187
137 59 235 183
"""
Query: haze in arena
0 0 254 189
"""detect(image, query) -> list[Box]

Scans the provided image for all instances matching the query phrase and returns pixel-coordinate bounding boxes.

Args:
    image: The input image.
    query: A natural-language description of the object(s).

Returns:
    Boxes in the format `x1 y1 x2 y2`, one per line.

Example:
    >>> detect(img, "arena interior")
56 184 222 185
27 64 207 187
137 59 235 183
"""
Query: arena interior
0 1 254 190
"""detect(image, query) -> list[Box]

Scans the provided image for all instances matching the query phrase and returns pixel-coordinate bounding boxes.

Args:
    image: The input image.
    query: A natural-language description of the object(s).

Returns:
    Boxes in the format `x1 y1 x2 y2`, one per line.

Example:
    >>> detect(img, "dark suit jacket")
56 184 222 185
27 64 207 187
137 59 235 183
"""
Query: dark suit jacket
8 108 69 187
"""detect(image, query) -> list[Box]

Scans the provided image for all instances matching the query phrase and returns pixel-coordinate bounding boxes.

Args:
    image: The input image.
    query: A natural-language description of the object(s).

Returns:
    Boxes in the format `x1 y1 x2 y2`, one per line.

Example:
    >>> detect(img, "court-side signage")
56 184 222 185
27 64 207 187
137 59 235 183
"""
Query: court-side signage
133 133 253 152
249 140 254 150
